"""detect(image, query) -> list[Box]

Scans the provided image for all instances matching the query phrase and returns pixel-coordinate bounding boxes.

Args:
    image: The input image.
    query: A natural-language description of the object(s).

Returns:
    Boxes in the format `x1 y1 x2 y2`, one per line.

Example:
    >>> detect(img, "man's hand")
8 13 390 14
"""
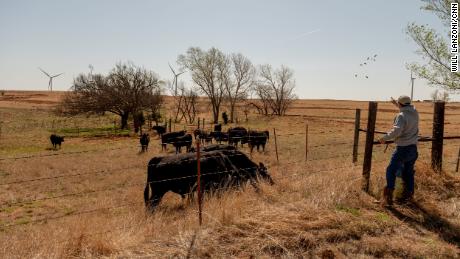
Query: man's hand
378 138 386 144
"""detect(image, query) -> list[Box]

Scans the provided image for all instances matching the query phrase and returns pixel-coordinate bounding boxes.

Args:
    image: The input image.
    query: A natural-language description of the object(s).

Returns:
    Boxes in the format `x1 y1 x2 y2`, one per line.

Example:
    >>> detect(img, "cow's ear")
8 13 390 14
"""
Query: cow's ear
259 162 265 168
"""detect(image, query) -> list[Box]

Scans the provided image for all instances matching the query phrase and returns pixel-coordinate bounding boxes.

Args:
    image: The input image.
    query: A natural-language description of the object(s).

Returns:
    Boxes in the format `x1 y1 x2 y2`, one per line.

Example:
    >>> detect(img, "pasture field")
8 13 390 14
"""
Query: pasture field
0 91 460 258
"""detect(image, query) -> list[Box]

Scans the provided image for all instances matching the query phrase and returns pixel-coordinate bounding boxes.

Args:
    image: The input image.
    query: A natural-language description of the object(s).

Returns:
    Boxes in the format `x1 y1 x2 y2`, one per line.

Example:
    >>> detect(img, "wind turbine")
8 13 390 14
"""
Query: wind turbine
168 63 185 96
410 71 416 101
38 67 63 91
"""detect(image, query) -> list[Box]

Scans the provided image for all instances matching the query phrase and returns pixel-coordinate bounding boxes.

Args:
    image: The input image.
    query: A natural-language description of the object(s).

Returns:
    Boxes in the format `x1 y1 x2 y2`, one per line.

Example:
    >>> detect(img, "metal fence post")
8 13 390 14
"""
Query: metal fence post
455 146 459 173
196 139 202 226
431 101 445 172
305 123 308 161
273 128 279 163
362 102 377 192
353 109 361 164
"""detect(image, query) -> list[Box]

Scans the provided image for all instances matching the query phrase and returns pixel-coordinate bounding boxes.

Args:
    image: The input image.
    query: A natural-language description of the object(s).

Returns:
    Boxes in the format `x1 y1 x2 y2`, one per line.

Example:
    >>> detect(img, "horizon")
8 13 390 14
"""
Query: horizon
1 0 459 101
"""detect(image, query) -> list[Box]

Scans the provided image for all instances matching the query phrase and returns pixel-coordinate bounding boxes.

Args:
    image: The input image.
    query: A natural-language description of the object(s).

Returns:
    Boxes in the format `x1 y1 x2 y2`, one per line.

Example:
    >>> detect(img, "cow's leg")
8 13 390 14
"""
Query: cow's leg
262 143 266 152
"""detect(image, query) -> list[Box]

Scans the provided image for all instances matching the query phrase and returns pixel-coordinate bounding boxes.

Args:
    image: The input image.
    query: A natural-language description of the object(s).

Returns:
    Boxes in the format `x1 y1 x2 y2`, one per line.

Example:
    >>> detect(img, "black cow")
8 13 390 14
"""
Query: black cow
152 125 167 138
172 134 193 153
144 149 273 208
49 134 64 149
161 130 186 151
228 127 248 147
248 131 268 152
140 133 150 152
202 131 213 145
188 144 236 153
214 124 222 132
210 131 229 144
193 129 205 140
193 129 212 144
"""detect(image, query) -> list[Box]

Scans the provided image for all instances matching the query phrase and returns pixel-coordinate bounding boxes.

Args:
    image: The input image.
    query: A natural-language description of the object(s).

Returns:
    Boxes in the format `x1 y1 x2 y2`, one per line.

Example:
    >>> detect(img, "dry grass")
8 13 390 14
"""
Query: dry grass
0 91 459 258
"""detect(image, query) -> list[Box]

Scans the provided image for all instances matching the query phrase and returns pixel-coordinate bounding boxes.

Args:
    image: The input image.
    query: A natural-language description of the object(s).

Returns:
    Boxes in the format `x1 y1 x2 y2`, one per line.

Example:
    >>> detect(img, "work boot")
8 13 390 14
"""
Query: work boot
395 190 413 204
382 187 394 207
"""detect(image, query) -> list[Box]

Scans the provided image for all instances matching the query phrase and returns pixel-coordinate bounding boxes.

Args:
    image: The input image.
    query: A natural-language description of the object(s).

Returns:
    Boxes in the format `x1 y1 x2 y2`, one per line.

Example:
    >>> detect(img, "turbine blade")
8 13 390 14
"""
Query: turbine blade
52 73 64 78
38 67 51 77
168 63 176 75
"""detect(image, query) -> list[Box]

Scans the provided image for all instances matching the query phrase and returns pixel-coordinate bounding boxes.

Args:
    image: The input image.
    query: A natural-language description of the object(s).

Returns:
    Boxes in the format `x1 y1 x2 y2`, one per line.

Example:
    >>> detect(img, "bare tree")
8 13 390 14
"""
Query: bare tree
61 62 162 130
178 85 198 124
252 85 272 116
224 53 255 122
178 47 227 123
256 64 296 116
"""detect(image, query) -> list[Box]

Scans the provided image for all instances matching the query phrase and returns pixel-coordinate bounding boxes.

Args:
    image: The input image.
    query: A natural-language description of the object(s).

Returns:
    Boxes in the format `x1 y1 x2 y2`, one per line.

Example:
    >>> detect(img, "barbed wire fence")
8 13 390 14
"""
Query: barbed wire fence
0 105 458 236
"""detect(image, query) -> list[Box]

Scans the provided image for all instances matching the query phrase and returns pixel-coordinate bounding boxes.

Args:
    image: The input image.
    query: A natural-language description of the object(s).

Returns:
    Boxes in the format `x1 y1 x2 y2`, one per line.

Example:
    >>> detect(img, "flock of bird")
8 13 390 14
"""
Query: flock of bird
354 54 377 79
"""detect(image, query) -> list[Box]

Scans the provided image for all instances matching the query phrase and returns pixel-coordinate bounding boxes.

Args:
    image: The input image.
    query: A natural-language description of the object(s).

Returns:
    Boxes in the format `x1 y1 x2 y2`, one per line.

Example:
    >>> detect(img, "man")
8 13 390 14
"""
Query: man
378 95 419 206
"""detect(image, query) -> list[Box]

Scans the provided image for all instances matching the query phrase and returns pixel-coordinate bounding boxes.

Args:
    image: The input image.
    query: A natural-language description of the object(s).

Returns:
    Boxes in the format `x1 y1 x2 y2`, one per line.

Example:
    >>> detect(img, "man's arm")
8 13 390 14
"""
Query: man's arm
381 114 405 142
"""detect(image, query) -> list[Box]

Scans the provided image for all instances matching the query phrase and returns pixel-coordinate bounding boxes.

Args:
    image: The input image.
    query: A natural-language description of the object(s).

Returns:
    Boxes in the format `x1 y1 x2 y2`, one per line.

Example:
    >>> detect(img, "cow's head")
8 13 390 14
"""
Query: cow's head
258 162 274 185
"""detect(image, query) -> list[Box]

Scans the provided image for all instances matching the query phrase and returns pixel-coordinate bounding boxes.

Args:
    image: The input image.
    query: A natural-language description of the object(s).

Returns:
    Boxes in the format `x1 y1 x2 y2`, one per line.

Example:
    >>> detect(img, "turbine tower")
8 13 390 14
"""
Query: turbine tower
410 71 416 101
38 67 63 91
168 63 185 96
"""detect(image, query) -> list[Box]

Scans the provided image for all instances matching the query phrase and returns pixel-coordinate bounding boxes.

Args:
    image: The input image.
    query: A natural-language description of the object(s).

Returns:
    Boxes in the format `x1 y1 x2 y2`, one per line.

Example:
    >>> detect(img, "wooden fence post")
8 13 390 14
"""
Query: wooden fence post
196 139 202 226
362 102 378 193
305 123 308 161
353 109 361 164
198 117 200 129
455 146 459 173
431 101 445 172
169 118 172 133
273 128 279 163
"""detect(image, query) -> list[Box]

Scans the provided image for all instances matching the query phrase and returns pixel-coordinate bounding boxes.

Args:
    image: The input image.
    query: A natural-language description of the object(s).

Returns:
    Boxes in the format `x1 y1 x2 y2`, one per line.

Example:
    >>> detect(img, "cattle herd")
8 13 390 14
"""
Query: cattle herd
48 123 271 209
152 124 270 154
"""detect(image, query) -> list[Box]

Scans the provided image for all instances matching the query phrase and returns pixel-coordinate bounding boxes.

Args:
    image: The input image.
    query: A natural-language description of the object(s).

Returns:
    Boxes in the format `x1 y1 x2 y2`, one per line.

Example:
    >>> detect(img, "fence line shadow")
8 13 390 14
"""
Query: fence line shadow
388 201 460 247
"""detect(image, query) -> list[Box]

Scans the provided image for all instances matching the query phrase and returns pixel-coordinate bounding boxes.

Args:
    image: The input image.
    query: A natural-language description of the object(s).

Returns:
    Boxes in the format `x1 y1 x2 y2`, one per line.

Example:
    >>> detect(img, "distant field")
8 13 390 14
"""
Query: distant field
0 91 459 258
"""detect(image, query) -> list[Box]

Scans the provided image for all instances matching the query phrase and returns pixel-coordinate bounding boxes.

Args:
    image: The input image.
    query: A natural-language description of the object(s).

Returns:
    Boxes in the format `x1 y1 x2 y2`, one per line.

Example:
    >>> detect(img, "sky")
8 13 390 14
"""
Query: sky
0 0 459 101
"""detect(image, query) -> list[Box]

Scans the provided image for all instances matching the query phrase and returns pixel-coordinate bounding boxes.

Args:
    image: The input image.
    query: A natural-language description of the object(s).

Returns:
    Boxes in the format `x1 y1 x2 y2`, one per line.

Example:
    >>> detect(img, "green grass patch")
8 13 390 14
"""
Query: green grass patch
0 170 9 177
0 144 44 156
62 206 76 216
376 212 391 222
14 216 31 225
54 126 131 138
335 204 361 216
1 206 17 214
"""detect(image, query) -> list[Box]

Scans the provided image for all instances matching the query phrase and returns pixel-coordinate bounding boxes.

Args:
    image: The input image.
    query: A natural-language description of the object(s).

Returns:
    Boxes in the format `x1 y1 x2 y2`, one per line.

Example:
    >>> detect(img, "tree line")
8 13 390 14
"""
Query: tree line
60 47 296 130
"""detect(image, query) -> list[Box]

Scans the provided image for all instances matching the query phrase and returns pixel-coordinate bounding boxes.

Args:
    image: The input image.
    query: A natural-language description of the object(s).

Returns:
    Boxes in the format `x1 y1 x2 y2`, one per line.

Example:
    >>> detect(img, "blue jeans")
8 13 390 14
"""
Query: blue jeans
386 145 418 193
